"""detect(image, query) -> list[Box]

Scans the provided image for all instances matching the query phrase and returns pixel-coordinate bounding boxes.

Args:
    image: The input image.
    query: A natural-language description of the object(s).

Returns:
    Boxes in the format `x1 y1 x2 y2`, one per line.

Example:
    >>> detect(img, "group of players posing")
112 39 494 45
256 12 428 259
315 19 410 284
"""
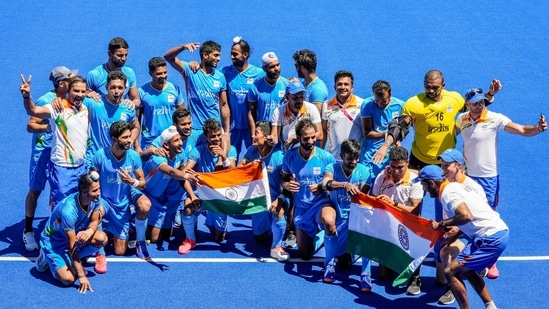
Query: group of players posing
19 36 547 308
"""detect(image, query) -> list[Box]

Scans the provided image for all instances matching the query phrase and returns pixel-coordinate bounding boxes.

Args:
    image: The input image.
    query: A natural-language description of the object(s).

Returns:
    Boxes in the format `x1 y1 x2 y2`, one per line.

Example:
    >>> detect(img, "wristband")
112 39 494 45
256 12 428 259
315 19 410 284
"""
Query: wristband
277 194 286 201
131 179 139 188
382 141 391 148
222 159 230 168
326 180 333 191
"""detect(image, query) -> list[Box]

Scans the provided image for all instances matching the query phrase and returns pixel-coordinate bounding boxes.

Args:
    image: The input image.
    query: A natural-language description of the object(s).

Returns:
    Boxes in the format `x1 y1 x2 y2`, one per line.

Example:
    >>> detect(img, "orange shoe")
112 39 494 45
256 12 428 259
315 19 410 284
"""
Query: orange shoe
178 238 197 255
487 263 499 279
94 253 107 274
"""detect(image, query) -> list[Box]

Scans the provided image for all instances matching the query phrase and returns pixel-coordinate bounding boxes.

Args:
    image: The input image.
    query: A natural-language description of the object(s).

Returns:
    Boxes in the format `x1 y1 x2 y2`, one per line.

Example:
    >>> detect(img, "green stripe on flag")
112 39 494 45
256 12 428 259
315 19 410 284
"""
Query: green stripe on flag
202 195 268 215
346 230 414 274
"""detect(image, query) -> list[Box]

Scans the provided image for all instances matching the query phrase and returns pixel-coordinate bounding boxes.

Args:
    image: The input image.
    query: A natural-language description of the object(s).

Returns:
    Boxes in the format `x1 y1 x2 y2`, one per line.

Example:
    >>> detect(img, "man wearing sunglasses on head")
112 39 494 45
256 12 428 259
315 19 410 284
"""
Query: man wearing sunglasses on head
455 84 547 280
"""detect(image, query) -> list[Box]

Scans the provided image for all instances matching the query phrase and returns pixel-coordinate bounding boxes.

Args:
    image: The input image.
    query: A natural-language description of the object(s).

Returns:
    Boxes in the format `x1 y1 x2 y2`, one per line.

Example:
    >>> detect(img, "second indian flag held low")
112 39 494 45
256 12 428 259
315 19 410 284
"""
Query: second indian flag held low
346 193 444 287
196 161 271 216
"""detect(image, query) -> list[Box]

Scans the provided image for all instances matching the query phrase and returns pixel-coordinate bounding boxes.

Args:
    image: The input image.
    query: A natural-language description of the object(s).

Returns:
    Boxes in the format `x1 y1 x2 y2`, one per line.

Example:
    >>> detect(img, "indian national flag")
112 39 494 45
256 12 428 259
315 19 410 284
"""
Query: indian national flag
196 161 271 215
346 193 444 287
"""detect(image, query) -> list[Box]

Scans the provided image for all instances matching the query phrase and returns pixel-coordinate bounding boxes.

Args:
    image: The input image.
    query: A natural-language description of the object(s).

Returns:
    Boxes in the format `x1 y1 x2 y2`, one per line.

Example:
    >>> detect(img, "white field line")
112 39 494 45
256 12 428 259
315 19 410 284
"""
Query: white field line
2 256 549 263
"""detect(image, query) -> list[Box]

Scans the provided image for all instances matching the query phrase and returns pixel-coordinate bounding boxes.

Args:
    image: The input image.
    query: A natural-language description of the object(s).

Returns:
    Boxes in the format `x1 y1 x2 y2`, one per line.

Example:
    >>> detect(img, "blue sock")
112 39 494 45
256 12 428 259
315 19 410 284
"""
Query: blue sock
271 217 286 248
324 232 338 266
183 215 196 241
361 257 371 274
135 218 147 242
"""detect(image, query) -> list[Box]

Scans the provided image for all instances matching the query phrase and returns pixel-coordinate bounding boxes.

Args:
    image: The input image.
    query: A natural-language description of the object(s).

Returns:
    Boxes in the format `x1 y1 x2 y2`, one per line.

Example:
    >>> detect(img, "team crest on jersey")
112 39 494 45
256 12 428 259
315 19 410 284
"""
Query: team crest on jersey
225 188 238 201
247 78 254 84
398 224 409 250
313 167 321 175
168 95 175 103
213 81 220 88
278 90 285 98
120 113 127 121
446 105 453 113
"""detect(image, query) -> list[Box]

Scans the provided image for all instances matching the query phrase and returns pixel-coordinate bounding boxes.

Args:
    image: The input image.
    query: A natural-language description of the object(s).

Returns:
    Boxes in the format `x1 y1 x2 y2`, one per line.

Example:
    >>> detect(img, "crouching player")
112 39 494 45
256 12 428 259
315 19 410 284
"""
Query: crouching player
35 170 108 293
238 121 287 260
143 126 197 246
321 139 374 290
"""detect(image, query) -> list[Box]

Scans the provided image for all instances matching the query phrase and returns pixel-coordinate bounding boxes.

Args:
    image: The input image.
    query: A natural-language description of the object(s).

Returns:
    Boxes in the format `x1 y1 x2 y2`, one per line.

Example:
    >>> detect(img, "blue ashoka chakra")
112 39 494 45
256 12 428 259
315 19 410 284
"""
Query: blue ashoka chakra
225 188 238 201
398 224 409 251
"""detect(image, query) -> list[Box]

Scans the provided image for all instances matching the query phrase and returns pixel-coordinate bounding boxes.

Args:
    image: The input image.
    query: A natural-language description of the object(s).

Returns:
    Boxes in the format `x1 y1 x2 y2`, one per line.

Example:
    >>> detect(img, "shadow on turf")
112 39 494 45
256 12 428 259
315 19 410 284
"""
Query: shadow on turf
0 218 48 257
283 262 449 309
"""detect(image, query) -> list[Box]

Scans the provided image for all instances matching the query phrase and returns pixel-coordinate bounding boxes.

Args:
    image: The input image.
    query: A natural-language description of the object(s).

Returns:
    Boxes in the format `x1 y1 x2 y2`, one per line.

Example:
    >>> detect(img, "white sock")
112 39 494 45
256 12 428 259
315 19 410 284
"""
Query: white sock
484 301 497 309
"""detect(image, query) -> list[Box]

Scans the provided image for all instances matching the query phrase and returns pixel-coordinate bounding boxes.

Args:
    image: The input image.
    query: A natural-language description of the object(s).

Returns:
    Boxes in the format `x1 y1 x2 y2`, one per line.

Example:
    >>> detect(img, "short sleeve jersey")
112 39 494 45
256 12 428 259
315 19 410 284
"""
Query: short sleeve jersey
372 168 424 205
403 90 464 164
243 146 284 198
31 91 56 151
322 95 364 160
305 77 329 105
271 102 321 143
86 64 137 98
248 76 290 122
282 147 335 209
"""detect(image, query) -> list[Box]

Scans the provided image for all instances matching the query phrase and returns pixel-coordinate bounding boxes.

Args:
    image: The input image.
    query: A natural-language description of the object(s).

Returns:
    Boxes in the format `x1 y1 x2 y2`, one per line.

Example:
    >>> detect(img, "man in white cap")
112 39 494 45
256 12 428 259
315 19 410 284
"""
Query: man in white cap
455 86 546 279
142 125 197 247
247 51 289 133
22 66 77 251
415 164 509 309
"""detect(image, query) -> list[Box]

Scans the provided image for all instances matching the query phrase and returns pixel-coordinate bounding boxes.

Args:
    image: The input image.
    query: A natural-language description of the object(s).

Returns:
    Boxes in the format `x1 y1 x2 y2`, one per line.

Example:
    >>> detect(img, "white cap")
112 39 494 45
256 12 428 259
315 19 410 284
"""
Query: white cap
261 52 278 66
160 126 179 144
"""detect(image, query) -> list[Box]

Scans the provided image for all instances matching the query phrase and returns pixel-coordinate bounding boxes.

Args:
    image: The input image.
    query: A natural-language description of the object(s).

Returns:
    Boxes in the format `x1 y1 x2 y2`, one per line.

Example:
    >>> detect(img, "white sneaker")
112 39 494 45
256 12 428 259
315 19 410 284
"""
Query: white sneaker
35 248 49 272
23 231 39 251
284 232 297 248
270 246 290 262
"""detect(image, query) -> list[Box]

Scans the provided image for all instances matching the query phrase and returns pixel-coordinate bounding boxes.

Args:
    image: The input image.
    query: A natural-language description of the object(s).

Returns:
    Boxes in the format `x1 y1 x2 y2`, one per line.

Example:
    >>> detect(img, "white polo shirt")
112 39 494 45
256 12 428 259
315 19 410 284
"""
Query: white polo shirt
456 108 511 177
372 168 423 205
271 101 321 143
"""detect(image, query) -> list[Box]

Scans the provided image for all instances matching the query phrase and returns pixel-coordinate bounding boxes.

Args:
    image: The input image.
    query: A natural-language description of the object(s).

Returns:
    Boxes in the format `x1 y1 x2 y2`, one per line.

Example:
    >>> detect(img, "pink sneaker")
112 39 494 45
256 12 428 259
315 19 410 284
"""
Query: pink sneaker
94 253 107 274
178 238 196 255
487 264 499 279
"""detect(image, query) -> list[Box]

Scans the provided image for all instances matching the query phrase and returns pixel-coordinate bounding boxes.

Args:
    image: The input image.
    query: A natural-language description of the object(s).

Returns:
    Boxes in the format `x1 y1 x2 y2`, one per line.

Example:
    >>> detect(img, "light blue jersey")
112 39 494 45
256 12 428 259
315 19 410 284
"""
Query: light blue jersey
221 64 264 129
32 91 56 151
243 146 283 198
182 62 227 130
188 144 237 173
40 192 102 251
91 148 142 209
248 77 289 122
282 147 335 209
325 162 373 220
143 153 186 199
305 77 329 104
360 96 404 169
87 96 136 155
86 64 137 98
138 82 184 148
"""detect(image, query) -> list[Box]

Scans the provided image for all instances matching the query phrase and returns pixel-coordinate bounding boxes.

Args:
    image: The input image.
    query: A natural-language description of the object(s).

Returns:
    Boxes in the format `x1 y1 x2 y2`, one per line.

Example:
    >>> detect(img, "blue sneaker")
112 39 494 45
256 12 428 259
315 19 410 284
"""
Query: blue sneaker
136 241 150 260
360 272 372 293
322 262 336 283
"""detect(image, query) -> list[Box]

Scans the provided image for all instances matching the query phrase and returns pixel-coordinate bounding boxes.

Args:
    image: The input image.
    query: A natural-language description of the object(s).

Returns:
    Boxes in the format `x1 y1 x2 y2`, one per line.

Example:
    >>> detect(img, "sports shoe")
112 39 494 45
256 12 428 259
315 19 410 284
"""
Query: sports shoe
270 246 290 262
406 275 422 295
322 261 336 283
35 248 49 272
360 272 373 293
438 287 455 305
94 253 107 274
487 264 499 279
284 231 297 248
23 231 39 251
178 238 196 255
136 240 150 260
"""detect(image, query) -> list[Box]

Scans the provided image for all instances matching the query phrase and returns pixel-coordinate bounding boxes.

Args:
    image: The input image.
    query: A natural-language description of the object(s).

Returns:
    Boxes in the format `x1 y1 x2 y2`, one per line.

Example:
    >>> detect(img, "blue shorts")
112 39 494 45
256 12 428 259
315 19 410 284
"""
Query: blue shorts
29 147 51 191
205 210 227 232
49 163 86 209
148 196 181 229
102 189 143 240
457 230 509 272
469 175 499 210
41 237 96 278
294 203 325 238
251 211 271 235
434 234 469 263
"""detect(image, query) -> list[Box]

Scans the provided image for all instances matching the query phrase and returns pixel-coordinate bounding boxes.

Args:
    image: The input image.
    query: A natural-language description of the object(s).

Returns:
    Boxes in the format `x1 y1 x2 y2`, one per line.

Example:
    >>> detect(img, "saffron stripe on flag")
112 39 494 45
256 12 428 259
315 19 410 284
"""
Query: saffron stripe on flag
197 161 264 188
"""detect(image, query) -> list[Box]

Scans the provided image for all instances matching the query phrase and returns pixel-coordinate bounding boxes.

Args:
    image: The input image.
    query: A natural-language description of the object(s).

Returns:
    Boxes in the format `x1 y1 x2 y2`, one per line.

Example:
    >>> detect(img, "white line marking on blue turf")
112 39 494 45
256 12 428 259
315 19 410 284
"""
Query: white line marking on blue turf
3 256 549 263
